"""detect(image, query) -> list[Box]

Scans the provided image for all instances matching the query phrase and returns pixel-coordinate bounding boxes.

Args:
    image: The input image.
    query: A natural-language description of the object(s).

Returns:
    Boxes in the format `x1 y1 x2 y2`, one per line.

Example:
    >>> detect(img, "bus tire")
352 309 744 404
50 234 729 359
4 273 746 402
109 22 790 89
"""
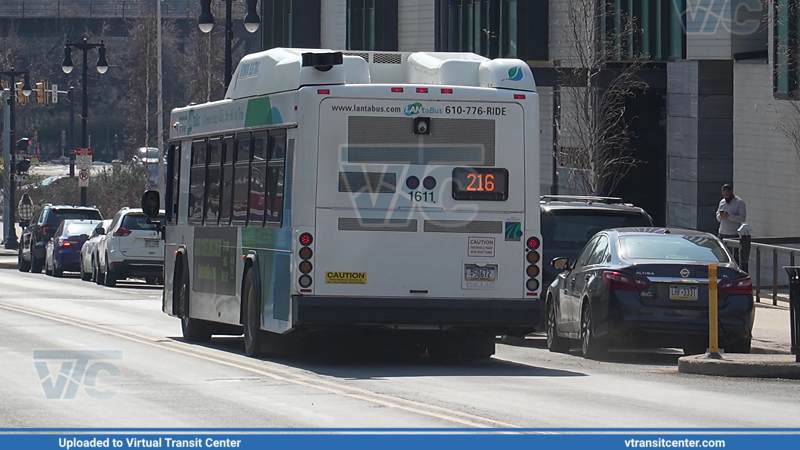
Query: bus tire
177 257 212 343
242 268 263 357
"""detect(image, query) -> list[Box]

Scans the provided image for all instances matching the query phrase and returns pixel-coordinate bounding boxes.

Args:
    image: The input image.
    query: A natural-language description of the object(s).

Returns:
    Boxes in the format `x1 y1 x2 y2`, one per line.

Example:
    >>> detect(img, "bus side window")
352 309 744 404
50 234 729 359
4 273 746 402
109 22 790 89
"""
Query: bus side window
266 132 286 225
232 134 251 227
220 137 235 226
207 139 223 226
249 132 268 226
189 140 208 225
166 144 180 225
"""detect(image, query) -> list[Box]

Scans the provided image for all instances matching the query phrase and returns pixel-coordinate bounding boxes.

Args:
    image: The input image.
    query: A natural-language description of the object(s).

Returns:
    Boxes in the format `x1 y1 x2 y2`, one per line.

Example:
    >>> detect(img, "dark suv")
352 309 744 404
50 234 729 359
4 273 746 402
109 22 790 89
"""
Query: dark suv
18 204 103 273
541 196 654 291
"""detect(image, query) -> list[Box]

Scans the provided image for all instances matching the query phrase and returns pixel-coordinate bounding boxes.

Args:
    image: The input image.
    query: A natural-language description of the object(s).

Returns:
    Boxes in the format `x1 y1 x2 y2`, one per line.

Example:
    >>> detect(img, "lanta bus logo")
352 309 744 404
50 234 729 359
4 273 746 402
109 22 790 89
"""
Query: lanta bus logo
502 66 524 82
404 102 443 116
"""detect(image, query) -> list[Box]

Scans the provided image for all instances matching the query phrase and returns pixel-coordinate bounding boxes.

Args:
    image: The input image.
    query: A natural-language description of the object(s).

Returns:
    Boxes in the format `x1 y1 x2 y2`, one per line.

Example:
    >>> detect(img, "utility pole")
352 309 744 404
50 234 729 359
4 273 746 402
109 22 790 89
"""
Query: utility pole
0 69 32 250
68 87 75 177
157 0 165 202
2 90 9 244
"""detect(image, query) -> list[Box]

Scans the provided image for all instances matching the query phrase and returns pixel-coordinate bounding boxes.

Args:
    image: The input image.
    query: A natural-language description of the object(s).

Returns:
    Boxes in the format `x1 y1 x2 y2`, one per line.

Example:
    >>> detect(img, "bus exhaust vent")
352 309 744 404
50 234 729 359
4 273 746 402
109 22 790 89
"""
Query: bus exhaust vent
343 52 370 62
423 220 503 234
373 53 402 64
338 218 418 232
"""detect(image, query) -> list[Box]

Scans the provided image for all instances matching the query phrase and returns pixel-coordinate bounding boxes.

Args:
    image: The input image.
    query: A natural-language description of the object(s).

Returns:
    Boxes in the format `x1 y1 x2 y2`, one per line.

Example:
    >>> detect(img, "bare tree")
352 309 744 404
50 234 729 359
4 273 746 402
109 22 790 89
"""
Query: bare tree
769 0 800 172
183 25 226 104
554 0 648 196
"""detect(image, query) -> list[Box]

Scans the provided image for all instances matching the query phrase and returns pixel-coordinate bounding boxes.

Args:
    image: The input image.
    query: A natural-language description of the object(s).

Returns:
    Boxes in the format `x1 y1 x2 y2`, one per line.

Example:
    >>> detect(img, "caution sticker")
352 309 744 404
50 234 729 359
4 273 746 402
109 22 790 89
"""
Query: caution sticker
325 272 367 284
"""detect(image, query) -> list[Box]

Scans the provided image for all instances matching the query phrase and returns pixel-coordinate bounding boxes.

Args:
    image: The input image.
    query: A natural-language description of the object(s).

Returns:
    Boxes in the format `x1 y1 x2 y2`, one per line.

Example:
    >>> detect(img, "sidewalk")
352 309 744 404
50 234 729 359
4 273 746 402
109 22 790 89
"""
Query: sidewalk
751 303 794 354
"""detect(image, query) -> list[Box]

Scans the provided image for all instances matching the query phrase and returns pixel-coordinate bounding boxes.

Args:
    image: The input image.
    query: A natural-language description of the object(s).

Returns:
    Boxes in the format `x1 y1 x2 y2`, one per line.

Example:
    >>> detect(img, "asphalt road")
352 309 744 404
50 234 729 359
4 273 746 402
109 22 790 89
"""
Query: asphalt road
1 269 799 429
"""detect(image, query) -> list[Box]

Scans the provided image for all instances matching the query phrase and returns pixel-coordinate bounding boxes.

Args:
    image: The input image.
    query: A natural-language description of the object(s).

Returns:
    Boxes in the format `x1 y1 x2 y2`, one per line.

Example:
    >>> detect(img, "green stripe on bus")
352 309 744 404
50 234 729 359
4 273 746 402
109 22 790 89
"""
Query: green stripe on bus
245 97 272 128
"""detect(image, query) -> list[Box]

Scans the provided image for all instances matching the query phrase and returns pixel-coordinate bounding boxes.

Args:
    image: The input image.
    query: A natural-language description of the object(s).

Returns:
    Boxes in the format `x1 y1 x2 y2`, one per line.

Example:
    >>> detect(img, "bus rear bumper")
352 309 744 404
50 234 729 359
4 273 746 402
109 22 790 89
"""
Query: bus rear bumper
292 296 543 334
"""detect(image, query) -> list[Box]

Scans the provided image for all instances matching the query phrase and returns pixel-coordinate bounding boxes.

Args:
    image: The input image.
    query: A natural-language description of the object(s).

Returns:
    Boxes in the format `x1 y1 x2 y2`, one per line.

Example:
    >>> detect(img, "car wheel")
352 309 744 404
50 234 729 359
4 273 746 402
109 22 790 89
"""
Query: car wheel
546 299 572 353
243 268 263 357
104 258 117 287
725 338 751 354
80 258 92 281
95 257 106 285
53 261 63 278
30 244 43 274
580 301 608 360
18 246 31 272
177 259 212 343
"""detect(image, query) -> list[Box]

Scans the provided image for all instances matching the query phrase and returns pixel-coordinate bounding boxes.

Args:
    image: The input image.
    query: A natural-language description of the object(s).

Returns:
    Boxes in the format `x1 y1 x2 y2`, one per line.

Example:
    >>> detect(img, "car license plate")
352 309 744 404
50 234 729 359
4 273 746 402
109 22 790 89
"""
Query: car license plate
145 239 160 248
464 264 497 282
670 285 698 300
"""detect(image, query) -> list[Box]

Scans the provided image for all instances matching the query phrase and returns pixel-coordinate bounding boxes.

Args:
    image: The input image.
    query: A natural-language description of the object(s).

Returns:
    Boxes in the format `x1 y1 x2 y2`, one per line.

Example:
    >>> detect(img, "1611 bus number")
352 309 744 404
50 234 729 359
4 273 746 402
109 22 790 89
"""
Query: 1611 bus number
408 190 435 203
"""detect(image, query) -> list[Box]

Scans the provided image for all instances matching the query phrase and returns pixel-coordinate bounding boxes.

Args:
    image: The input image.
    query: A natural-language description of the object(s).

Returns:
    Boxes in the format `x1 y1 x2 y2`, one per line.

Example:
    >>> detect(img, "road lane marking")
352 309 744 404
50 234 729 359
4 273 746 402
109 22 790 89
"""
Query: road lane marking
0 301 544 432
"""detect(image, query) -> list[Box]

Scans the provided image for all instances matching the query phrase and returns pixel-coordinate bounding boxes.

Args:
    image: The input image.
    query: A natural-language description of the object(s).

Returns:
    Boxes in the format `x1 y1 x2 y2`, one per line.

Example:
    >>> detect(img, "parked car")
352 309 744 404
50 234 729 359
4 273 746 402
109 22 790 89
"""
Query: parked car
44 219 103 277
18 204 103 273
95 208 165 287
80 219 112 282
540 195 654 291
546 228 755 359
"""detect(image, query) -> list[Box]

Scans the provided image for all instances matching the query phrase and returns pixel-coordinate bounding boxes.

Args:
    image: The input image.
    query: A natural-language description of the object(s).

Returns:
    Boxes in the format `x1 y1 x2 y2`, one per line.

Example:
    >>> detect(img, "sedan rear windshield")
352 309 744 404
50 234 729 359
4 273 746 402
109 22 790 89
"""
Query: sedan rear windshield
65 222 100 236
121 214 165 231
542 211 652 250
47 209 103 225
620 235 730 262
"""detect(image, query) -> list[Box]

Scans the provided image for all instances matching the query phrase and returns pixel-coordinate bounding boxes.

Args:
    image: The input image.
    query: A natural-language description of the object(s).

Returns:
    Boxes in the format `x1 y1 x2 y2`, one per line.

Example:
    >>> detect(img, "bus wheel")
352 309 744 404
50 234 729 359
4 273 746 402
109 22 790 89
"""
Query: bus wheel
177 260 211 343
242 268 263 357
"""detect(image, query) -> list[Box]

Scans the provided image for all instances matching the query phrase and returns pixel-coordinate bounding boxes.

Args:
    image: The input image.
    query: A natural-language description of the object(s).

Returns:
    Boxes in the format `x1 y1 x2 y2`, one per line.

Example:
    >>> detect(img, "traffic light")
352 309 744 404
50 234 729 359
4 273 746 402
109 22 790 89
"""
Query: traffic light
15 82 27 105
35 81 47 105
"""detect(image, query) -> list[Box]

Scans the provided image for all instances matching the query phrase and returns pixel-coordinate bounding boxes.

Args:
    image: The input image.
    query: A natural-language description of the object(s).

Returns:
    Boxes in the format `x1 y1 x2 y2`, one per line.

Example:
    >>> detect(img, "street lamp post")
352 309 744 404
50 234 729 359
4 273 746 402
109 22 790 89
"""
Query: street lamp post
61 38 109 207
1 68 32 250
198 0 261 92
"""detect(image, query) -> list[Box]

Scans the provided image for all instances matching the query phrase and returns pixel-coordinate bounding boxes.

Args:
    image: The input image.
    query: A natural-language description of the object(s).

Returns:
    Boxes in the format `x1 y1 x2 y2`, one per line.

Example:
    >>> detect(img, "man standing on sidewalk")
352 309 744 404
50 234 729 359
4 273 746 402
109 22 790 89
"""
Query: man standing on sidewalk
716 184 746 264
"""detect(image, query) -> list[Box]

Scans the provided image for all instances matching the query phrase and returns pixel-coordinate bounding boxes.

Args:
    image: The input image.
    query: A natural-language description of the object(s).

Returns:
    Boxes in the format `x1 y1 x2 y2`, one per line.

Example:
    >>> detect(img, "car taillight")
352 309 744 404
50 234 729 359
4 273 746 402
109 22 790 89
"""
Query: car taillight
719 277 753 295
113 227 132 237
603 271 650 291
59 239 71 247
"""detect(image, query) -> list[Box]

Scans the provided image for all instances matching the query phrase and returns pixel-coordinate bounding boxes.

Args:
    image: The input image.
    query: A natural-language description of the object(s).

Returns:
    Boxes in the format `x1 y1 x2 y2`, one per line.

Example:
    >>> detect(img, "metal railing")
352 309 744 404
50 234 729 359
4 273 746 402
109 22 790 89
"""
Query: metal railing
0 0 246 20
723 237 800 306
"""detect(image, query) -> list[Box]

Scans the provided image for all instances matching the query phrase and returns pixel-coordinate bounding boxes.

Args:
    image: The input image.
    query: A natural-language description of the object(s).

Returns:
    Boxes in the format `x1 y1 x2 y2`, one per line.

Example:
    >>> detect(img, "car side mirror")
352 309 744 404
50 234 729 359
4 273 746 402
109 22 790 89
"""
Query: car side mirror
18 221 28 228
551 257 570 271
97 227 106 236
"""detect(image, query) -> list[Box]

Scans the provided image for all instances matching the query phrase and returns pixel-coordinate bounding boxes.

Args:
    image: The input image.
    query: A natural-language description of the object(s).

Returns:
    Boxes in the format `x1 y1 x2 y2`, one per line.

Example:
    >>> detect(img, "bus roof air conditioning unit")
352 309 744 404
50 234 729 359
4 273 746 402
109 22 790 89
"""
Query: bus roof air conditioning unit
302 52 344 72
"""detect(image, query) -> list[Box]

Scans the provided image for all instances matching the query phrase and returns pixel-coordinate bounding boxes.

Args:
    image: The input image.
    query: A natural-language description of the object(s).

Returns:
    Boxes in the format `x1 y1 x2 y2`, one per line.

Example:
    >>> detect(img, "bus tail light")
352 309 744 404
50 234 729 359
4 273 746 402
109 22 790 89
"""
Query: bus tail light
298 232 314 292
317 89 330 95
416 87 429 93
441 88 454 94
525 235 541 294
514 94 526 100
391 87 404 93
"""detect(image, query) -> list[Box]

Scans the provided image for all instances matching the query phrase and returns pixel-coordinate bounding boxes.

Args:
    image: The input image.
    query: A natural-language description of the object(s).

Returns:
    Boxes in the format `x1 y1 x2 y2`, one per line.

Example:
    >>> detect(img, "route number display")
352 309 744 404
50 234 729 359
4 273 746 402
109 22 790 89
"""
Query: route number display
451 167 509 201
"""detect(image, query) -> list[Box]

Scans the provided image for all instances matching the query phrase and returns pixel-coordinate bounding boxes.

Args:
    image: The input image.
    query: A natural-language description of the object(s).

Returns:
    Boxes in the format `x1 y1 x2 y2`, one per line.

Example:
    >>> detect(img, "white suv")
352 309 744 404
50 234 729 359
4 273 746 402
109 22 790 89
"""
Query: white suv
95 208 165 287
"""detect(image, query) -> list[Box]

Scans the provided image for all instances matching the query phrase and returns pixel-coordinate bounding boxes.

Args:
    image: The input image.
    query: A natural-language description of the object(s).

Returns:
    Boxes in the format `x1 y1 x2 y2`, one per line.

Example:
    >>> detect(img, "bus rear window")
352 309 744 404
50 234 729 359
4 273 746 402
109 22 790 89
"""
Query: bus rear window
542 211 653 250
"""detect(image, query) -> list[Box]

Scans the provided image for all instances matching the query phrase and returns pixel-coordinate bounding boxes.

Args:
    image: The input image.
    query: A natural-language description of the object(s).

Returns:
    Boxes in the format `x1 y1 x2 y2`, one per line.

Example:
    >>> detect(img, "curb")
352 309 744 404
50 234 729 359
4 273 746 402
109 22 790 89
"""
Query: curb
678 354 800 379
752 345 792 355
0 262 18 270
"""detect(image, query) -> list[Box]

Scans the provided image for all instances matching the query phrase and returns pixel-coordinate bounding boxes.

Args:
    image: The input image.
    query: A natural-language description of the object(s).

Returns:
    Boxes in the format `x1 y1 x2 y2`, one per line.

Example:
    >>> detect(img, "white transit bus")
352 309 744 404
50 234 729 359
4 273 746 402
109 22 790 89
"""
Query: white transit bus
145 48 543 360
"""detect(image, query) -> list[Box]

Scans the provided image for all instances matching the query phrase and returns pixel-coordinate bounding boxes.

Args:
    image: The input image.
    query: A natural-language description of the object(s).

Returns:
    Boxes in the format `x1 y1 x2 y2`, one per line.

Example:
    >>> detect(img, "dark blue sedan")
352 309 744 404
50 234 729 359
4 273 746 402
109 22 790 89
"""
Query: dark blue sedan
45 219 103 277
546 228 755 359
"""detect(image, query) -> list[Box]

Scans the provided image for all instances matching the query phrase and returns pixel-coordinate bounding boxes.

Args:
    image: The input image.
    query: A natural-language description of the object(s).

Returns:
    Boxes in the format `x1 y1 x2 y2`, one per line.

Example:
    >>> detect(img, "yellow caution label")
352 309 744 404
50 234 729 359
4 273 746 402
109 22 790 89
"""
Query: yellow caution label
325 272 367 284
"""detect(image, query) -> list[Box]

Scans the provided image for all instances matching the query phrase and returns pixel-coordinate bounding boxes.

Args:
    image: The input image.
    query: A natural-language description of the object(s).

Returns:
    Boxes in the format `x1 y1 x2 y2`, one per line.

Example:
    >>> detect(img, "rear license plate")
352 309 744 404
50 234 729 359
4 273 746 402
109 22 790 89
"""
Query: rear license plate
670 285 698 300
464 264 497 282
145 239 160 248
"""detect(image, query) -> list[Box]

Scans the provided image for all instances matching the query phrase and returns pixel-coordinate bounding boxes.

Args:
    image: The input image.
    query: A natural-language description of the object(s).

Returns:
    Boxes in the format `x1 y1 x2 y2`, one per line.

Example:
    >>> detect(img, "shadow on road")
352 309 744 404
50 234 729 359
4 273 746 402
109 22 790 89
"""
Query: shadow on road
169 335 587 379
501 334 683 366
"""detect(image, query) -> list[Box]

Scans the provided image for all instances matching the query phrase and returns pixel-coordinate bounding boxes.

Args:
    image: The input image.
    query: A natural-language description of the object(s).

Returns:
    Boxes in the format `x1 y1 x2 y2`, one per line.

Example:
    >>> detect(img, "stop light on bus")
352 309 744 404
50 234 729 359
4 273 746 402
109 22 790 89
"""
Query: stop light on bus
35 81 47 105
15 82 28 105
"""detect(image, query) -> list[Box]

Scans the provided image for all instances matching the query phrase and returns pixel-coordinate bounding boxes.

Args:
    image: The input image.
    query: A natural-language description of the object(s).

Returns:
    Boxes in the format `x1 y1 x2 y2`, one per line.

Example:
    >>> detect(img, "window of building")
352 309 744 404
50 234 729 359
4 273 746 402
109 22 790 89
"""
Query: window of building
262 0 321 49
774 0 800 97
347 0 398 51
598 0 685 61
220 137 235 226
435 0 548 61
206 138 223 225
188 140 207 225
250 132 268 225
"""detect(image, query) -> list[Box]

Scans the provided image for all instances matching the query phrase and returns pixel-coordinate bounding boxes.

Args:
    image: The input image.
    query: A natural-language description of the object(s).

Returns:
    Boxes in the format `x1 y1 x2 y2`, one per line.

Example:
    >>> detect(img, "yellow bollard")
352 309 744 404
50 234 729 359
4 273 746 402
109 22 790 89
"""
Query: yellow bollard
708 264 720 356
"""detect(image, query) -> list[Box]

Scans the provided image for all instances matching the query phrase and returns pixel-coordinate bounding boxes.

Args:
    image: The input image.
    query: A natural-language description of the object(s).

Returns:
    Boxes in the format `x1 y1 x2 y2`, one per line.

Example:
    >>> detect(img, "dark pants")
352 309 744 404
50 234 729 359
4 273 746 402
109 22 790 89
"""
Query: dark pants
719 234 740 265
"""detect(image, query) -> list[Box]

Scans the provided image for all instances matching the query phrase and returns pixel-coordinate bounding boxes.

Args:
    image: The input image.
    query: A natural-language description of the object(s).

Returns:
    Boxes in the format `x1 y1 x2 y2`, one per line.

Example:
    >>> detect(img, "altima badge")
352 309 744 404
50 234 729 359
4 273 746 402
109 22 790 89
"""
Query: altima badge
680 268 690 278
